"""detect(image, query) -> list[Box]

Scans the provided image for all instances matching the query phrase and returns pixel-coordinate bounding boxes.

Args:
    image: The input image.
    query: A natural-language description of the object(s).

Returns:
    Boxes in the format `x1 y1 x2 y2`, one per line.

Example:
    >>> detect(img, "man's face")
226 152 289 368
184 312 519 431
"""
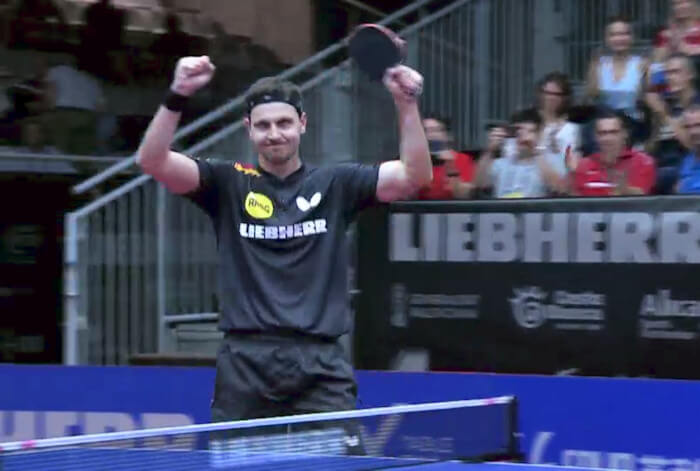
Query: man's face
684 109 700 149
516 122 540 155
245 102 306 165
673 0 695 20
606 21 632 53
666 57 692 94
423 118 449 143
596 117 626 160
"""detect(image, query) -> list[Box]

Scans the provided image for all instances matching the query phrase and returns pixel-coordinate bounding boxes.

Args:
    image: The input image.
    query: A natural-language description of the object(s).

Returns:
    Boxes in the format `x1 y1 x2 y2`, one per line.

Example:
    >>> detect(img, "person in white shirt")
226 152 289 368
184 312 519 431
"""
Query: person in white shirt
535 72 581 193
46 56 105 155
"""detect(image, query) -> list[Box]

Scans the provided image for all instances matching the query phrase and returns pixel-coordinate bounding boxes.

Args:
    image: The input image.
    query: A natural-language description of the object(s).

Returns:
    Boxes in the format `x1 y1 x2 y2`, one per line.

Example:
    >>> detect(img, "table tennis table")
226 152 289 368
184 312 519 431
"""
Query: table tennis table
0 398 525 470
0 448 588 471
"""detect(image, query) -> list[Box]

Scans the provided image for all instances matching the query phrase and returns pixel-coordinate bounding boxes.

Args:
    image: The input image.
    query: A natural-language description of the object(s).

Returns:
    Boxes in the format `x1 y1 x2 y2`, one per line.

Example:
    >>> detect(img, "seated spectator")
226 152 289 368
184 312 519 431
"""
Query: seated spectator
675 104 700 192
535 72 581 193
646 53 698 192
475 109 559 199
586 16 648 147
16 118 58 154
417 115 475 200
653 0 700 87
573 110 656 196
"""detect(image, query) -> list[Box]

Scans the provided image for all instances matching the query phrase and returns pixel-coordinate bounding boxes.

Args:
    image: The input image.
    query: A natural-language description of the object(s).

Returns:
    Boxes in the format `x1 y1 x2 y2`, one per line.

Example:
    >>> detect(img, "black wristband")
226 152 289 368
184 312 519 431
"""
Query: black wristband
163 90 189 112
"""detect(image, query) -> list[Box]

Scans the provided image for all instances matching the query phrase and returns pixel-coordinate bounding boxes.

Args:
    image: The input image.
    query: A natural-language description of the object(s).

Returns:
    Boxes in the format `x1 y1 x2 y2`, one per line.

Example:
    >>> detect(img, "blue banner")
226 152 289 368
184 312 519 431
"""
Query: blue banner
1 365 698 470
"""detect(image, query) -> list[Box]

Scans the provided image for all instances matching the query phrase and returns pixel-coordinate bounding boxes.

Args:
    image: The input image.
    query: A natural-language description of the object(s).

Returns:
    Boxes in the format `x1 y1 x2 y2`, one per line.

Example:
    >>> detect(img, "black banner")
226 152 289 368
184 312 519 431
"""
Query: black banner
0 176 70 364
355 196 700 379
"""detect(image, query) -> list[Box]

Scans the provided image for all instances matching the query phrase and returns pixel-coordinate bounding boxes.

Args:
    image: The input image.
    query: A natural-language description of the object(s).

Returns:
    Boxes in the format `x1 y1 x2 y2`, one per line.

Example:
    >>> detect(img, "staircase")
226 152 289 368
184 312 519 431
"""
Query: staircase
62 0 670 365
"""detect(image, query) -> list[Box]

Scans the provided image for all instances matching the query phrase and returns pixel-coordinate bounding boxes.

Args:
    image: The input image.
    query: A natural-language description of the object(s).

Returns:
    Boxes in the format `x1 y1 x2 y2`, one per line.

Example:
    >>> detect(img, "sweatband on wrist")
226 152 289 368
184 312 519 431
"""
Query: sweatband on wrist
163 90 189 112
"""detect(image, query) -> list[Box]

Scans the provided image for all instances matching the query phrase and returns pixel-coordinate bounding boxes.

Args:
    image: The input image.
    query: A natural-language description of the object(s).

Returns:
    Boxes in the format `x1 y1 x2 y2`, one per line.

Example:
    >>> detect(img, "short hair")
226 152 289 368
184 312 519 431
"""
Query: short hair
666 52 695 76
245 76 303 116
537 71 573 117
595 108 627 132
607 15 631 27
512 107 543 131
423 114 452 131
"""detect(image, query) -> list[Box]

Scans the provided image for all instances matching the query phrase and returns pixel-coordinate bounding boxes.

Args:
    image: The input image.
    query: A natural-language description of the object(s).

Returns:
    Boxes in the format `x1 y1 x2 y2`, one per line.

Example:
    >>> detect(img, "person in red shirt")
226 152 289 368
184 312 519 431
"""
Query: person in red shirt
573 110 656 196
418 115 475 199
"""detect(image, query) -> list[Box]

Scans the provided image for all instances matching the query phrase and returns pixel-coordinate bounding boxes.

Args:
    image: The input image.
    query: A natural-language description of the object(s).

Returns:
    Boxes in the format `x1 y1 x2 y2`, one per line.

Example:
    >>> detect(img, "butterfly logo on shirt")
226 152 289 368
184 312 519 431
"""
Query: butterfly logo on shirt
296 192 322 212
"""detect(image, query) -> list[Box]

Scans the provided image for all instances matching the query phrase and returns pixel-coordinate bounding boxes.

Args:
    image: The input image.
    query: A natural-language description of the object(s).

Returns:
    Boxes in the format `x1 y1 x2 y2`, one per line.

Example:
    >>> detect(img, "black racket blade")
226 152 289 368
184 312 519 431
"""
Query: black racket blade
348 24 404 81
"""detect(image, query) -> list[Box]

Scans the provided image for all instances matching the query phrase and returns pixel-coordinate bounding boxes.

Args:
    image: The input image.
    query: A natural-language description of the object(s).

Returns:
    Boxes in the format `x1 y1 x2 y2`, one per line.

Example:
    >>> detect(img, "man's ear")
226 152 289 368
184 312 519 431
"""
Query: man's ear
244 116 253 137
300 112 308 135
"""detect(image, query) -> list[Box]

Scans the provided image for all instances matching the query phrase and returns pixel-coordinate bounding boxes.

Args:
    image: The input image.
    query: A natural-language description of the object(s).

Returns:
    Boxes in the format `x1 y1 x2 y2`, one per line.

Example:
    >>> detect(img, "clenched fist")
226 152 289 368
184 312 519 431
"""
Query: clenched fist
171 56 216 97
383 65 423 105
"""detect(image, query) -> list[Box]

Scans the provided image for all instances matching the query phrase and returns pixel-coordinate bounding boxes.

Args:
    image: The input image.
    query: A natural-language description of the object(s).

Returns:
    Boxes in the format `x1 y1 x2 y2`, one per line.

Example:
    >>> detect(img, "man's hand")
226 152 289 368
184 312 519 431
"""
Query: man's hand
383 65 423 105
171 56 216 97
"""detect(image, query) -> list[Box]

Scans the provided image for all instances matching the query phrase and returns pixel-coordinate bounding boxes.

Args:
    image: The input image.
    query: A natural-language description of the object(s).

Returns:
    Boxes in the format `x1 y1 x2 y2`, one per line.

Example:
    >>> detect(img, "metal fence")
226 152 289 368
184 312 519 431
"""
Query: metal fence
63 0 670 365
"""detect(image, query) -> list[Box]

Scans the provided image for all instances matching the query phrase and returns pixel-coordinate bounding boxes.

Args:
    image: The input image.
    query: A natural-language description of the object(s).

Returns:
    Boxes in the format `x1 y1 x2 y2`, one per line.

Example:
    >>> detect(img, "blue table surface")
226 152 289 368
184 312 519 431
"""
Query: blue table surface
1 449 600 471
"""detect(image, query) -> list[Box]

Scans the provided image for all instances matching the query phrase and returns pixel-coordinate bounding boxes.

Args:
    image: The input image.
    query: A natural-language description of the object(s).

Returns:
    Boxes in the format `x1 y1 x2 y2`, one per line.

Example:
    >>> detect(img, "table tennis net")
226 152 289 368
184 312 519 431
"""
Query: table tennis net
0 396 520 471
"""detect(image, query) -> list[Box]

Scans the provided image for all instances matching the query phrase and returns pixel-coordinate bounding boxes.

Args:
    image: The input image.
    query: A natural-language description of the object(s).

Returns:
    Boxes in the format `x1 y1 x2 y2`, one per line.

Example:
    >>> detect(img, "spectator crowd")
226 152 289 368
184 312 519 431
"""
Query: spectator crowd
3 0 700 195
0 0 286 163
419 1 700 198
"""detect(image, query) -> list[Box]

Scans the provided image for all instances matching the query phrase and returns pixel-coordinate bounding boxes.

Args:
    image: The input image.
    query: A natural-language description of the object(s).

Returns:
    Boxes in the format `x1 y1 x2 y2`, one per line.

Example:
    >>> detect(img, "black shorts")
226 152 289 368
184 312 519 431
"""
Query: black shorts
210 330 358 422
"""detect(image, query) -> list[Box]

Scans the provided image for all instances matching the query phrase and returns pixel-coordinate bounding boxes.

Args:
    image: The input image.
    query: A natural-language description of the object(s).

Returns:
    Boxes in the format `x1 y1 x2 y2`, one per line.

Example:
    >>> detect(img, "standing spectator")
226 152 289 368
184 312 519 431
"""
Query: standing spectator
646 53 699 192
80 0 130 83
574 110 656 196
675 104 700 192
586 16 648 146
536 72 581 193
8 0 66 49
46 56 105 155
417 115 475 199
151 13 195 81
653 0 700 85
475 109 558 199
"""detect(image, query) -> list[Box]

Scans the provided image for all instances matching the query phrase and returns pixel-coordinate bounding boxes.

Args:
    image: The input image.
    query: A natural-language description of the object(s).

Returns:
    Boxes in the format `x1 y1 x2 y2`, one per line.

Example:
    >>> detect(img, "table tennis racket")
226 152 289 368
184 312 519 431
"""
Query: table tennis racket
348 24 406 82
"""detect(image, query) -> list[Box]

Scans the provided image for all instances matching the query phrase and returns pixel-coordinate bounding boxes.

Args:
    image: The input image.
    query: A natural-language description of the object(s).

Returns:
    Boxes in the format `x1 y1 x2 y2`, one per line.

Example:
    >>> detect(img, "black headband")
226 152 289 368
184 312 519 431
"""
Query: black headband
246 89 303 116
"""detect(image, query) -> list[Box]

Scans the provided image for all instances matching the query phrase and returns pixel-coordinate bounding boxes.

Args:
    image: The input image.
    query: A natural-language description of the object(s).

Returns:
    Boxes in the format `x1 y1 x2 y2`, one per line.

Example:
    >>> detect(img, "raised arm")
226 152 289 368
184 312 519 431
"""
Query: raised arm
474 127 506 189
137 56 216 195
376 66 432 202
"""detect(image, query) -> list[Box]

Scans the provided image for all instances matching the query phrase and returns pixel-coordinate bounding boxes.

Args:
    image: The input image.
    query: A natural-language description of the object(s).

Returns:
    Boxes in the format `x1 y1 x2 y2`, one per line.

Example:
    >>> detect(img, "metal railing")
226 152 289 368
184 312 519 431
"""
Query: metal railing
62 0 669 365
70 0 440 196
63 0 461 365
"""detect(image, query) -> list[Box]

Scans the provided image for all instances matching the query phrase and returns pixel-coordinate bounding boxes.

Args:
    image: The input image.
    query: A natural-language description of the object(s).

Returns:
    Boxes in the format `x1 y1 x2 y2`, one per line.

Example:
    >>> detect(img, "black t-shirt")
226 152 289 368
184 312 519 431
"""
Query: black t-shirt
185 158 380 338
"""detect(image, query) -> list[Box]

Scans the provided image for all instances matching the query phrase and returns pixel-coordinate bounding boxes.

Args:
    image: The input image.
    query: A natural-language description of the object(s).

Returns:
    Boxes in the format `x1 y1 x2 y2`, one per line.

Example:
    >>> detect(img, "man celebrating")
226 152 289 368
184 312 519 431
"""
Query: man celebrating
573 109 656 196
137 56 431 423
